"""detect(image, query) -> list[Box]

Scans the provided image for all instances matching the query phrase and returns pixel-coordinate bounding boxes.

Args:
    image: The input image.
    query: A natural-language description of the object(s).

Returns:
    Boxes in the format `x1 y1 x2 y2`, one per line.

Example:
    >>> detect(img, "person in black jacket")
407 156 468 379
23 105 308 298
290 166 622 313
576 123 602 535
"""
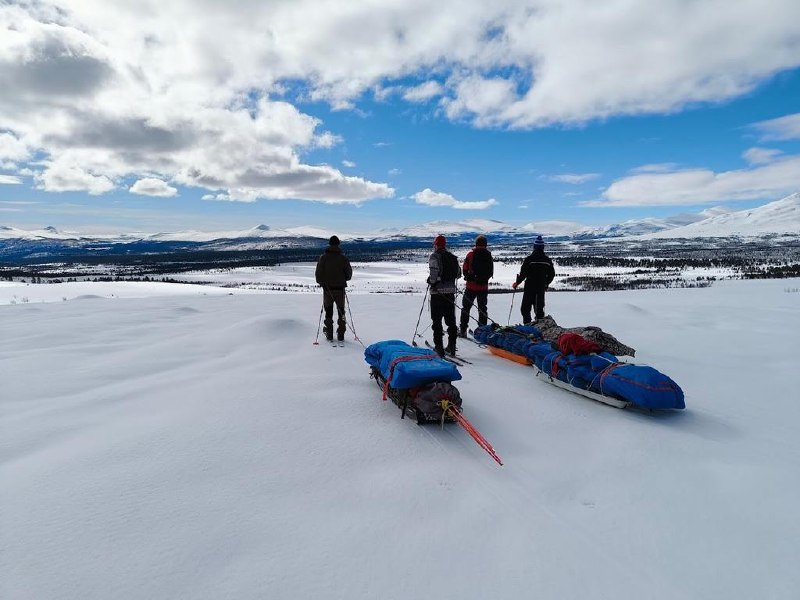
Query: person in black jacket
315 235 352 341
512 235 555 323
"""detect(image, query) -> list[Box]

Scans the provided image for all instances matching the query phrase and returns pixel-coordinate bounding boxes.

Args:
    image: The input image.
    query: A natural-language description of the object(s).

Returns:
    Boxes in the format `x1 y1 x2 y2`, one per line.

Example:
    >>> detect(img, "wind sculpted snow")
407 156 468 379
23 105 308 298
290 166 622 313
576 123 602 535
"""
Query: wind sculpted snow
1 279 799 599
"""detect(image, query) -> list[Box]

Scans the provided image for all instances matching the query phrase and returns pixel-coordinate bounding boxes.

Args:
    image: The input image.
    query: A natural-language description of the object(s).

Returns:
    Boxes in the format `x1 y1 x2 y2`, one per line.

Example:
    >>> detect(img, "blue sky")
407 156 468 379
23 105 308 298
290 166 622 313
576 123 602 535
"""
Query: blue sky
1 1 799 233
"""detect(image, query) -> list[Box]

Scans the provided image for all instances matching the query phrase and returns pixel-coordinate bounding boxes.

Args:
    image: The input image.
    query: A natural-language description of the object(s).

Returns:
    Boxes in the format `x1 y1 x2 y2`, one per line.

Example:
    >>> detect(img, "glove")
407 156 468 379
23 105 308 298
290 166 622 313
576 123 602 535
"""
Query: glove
512 282 518 289
426 277 433 285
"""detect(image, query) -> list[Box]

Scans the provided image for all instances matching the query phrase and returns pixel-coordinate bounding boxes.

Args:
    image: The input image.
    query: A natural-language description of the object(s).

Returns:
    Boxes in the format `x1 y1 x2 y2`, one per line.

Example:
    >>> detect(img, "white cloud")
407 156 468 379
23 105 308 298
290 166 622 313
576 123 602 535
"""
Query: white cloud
0 174 23 185
750 112 800 141
544 173 600 184
35 163 115 195
584 155 800 207
742 147 782 165
412 188 497 210
0 133 30 162
342 160 356 168
631 163 680 174
130 178 178 197
388 168 401 176
442 75 518 127
0 4 393 203
403 81 443 102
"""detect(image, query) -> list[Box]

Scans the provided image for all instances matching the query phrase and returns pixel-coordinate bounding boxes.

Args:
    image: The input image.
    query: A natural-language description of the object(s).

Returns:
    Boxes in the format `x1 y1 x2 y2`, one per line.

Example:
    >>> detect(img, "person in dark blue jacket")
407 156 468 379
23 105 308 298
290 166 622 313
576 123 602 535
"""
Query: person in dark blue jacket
512 235 555 323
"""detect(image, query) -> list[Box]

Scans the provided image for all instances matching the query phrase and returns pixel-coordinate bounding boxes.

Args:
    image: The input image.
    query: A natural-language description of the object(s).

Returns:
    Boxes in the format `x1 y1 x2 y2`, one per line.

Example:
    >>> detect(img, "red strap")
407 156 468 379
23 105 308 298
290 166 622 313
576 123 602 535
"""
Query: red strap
597 362 624 393
382 354 437 400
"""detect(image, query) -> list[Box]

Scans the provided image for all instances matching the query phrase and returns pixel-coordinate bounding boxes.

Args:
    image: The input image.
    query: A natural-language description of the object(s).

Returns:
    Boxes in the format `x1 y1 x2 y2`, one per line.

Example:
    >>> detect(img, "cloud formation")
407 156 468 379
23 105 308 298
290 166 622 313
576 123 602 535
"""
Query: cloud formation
750 112 800 141
544 173 600 184
412 188 497 210
130 178 178 197
585 155 800 207
1 0 799 205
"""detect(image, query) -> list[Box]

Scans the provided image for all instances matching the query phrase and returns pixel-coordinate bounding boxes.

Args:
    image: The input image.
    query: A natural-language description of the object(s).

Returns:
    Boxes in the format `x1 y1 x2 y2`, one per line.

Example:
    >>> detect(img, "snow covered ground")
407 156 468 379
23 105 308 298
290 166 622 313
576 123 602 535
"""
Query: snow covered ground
2 278 799 599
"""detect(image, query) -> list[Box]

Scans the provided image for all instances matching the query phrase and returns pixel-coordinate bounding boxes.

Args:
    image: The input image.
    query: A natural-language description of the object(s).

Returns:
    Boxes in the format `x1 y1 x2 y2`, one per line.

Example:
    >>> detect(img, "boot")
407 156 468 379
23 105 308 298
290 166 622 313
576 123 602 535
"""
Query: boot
323 325 333 341
446 337 457 357
433 333 445 357
458 326 468 339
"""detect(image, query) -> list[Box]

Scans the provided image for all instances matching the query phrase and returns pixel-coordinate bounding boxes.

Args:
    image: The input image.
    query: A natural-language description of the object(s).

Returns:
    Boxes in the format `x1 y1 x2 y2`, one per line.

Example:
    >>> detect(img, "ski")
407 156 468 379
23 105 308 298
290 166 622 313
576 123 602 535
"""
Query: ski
464 330 487 347
424 340 468 366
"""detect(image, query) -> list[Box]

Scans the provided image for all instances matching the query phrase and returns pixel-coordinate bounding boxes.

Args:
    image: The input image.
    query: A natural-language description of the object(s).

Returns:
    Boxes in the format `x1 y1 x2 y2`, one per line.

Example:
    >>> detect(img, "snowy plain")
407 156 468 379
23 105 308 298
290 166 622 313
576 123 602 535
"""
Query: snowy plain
2 274 799 599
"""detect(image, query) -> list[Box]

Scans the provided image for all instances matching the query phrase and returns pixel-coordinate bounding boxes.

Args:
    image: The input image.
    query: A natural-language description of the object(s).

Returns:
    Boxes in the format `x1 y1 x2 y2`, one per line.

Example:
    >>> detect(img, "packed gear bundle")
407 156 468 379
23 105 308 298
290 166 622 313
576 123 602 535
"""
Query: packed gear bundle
473 323 685 410
365 340 502 465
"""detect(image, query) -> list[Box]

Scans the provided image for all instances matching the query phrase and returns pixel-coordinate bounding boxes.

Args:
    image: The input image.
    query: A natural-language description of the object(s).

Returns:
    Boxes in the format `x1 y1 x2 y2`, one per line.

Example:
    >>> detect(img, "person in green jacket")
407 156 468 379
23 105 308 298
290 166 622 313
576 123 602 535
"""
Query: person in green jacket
315 235 352 341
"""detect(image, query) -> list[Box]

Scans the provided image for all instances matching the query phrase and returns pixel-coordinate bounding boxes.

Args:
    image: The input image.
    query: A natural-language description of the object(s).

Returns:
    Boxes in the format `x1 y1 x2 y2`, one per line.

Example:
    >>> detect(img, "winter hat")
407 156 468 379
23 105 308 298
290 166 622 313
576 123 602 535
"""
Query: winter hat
533 235 545 248
433 234 446 249
328 235 340 246
475 234 487 247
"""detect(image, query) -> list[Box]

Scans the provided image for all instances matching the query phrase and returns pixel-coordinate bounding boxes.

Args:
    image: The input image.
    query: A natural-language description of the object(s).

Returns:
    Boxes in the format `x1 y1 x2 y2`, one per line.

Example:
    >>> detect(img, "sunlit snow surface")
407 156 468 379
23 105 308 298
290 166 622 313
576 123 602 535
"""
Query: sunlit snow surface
2 277 799 599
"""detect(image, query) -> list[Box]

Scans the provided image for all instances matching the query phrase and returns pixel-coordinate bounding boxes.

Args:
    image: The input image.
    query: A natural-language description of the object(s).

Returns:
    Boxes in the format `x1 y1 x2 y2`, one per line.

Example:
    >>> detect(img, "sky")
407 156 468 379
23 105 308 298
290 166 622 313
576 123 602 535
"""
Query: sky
3 275 799 598
1 0 800 233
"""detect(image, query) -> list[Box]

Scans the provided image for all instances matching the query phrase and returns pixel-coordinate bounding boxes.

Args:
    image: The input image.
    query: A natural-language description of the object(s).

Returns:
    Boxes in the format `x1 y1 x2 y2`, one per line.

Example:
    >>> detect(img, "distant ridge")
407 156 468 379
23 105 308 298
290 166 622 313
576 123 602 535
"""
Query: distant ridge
2 193 798 243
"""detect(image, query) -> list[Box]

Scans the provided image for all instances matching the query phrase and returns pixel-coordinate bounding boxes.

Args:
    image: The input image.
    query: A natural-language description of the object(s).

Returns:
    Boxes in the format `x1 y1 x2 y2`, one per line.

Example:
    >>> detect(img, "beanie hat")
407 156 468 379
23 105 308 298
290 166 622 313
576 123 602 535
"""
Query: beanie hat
433 234 446 249
328 235 340 246
533 235 545 248
475 235 487 247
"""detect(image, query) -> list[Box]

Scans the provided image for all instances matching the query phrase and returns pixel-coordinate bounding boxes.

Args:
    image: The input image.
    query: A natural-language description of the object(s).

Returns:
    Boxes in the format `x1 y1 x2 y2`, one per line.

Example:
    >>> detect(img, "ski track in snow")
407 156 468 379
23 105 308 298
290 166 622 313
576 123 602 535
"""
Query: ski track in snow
1 278 799 599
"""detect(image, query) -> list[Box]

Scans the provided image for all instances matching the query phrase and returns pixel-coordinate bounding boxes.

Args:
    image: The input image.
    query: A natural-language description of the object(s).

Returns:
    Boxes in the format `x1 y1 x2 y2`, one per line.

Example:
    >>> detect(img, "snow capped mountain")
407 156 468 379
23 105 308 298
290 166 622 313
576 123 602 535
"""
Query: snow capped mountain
644 193 800 238
2 194 798 244
380 218 518 239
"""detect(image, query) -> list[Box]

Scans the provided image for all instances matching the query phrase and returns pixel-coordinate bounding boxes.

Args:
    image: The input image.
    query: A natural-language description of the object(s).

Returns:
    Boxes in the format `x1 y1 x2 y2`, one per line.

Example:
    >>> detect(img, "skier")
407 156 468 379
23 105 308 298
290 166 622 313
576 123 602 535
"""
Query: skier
512 235 555 324
459 234 494 336
315 235 352 341
427 234 461 357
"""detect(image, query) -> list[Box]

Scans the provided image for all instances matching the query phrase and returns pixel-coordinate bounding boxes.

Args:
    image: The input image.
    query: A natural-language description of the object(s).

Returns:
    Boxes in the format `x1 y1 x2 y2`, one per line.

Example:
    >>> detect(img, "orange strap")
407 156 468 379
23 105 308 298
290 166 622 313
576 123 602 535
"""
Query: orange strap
447 406 503 466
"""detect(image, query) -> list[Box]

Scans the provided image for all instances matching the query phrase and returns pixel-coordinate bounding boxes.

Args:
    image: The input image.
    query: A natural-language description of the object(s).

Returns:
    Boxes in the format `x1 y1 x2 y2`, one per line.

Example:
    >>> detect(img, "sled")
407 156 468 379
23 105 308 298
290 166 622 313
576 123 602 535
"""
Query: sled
531 364 629 409
487 346 532 365
369 367 459 425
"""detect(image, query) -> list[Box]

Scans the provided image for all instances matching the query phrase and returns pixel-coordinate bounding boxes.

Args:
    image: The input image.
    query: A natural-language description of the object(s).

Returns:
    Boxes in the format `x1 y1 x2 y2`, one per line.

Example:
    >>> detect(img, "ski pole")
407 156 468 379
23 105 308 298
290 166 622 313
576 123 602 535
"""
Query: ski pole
507 288 516 326
312 297 324 345
411 284 430 346
344 290 365 347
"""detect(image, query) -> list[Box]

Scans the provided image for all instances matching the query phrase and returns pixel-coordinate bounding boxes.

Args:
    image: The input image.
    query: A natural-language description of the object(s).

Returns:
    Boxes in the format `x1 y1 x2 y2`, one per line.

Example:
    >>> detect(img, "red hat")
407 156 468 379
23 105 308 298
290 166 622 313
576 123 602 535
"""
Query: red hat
433 235 446 248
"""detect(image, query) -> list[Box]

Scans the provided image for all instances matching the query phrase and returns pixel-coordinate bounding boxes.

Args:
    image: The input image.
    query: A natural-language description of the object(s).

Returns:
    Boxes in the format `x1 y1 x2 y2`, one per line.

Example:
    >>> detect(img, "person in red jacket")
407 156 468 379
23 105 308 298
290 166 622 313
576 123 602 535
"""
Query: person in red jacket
459 234 494 337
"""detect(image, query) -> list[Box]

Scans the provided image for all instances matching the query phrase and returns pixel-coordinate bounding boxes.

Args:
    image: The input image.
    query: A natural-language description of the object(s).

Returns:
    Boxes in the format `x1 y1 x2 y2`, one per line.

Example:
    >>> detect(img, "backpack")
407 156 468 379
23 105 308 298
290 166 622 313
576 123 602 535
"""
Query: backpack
469 249 493 284
440 250 460 282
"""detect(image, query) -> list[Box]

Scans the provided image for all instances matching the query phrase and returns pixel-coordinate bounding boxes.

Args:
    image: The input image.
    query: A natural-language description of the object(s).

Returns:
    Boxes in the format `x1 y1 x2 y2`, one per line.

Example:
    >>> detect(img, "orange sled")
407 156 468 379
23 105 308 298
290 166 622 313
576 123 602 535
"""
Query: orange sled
488 346 532 365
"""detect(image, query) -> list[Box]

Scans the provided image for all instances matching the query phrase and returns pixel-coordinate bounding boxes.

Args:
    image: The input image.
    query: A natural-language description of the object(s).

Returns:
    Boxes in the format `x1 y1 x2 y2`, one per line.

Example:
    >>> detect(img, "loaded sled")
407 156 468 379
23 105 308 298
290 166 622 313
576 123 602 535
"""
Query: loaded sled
473 324 685 411
364 340 502 465
365 340 462 424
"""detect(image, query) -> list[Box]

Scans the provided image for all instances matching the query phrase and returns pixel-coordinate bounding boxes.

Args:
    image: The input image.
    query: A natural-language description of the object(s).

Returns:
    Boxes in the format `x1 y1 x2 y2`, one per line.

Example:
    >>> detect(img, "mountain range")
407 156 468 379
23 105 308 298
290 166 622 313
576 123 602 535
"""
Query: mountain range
2 193 798 245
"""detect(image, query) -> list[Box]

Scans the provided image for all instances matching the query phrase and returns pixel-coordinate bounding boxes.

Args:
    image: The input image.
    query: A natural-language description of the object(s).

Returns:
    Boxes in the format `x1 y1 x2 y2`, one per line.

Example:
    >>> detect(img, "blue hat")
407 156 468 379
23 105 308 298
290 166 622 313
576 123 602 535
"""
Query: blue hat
534 235 544 248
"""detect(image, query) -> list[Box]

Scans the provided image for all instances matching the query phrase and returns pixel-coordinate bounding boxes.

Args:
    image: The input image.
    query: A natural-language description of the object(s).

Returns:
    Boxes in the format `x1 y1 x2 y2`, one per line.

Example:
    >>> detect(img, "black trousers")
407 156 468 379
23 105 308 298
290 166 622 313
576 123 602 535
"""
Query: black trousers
460 289 488 331
430 293 458 350
520 286 546 324
322 288 346 339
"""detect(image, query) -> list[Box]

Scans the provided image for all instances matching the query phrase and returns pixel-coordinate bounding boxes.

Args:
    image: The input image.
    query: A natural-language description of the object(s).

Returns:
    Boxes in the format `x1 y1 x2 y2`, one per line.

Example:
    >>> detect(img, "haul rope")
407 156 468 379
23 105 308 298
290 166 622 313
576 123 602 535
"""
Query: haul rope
344 290 365 347
444 402 503 466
